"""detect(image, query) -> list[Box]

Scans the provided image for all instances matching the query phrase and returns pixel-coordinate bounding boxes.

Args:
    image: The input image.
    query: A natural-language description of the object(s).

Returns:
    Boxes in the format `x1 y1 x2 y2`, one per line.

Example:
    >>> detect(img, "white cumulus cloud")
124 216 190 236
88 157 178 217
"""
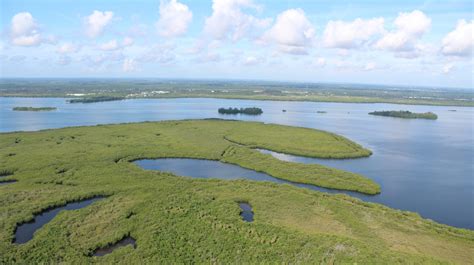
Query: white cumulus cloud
442 63 454 74
10 12 42 46
441 20 473 57
323 18 384 49
156 0 193 38
56 43 80 54
364 62 376 71
84 10 114 38
204 0 271 41
243 56 261 65
375 10 431 53
263 8 315 54
122 37 134 47
99 40 120 51
122 58 138 72
314 57 326 67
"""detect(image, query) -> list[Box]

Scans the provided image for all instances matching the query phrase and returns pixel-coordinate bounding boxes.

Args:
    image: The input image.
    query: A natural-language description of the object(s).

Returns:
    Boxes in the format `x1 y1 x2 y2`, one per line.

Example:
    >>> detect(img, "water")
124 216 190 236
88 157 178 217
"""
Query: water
1 97 472 229
0 180 16 185
93 237 137 256
14 197 104 244
239 202 254 222
135 158 364 195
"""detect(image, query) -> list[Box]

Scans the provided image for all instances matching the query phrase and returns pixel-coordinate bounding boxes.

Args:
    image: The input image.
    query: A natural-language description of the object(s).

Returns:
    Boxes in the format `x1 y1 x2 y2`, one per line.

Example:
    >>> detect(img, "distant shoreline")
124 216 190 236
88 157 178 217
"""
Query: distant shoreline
1 95 472 107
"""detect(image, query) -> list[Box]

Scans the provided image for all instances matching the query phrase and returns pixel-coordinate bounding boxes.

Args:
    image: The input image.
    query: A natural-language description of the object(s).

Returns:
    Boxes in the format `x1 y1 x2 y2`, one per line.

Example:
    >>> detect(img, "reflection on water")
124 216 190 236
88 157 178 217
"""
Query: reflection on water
1 97 473 229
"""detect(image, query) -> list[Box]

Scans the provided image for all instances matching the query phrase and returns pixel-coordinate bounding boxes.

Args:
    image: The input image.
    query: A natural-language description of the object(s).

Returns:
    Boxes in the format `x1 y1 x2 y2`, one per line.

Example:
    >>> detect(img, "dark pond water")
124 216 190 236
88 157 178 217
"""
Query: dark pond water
0 180 17 185
14 197 104 244
1 97 472 229
239 202 254 222
93 236 137 257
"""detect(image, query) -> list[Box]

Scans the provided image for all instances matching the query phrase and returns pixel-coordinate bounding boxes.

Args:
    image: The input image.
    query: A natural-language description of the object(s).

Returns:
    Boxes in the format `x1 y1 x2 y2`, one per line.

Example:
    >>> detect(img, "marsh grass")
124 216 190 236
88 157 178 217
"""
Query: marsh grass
0 120 472 264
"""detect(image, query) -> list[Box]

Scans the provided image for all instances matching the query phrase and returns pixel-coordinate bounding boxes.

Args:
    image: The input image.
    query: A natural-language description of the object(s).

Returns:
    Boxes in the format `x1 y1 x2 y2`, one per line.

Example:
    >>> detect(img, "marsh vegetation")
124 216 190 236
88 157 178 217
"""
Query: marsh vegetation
0 120 472 263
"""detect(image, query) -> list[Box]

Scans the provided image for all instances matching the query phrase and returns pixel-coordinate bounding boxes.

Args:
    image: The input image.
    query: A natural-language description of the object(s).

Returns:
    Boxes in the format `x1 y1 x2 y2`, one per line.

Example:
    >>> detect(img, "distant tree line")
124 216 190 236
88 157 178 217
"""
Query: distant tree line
369 110 437 120
68 96 125 104
218 107 263 115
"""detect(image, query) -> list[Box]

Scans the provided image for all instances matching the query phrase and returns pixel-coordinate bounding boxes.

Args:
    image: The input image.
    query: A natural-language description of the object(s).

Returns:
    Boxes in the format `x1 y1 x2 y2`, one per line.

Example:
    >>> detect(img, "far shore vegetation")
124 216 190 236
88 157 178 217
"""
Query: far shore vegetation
12 107 56 111
1 79 472 107
369 110 438 120
218 107 263 115
0 120 472 263
68 96 125 104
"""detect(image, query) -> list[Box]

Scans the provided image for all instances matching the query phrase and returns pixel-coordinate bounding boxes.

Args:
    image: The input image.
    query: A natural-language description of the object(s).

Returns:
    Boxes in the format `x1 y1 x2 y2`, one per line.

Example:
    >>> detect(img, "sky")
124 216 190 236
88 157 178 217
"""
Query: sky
0 0 473 88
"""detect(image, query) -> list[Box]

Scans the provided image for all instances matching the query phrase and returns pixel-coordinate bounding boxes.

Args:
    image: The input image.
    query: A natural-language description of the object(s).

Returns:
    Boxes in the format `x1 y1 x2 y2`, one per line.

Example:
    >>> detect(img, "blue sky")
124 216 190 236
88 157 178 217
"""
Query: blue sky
1 0 473 88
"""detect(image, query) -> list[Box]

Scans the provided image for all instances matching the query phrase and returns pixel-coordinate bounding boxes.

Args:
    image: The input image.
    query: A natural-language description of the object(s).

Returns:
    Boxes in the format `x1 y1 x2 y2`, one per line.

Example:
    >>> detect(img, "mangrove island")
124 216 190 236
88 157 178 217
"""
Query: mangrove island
218 107 263 115
12 107 57 111
369 110 438 120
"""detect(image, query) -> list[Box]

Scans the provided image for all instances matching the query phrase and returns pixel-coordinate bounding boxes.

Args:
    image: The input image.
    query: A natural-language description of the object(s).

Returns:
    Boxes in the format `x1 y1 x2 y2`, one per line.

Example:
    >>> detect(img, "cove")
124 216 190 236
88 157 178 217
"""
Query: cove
257 148 474 228
134 158 370 199
14 197 104 244
93 236 137 257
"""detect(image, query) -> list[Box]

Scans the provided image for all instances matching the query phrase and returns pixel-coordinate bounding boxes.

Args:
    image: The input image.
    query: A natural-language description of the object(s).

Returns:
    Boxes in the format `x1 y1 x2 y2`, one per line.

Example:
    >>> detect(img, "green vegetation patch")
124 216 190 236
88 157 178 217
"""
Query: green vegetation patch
0 120 472 264
12 107 57 111
369 110 438 120
224 122 372 159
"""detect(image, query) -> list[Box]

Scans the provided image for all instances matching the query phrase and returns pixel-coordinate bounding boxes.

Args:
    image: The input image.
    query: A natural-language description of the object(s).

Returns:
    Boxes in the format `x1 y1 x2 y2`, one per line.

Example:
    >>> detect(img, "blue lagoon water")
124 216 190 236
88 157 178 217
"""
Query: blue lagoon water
1 97 472 229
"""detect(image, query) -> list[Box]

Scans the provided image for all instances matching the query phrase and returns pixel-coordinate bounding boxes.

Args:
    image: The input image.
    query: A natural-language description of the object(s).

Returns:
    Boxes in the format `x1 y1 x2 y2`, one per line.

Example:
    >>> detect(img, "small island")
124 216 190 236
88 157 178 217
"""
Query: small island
369 110 437 120
218 107 263 115
12 107 57 111
68 96 125 104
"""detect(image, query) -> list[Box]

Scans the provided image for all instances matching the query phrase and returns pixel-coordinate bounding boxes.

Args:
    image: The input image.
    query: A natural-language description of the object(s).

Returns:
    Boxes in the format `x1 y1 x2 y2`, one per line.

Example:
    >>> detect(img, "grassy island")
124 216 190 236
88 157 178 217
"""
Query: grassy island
369 110 438 120
218 107 263 115
0 120 472 264
12 107 56 111
68 96 125 104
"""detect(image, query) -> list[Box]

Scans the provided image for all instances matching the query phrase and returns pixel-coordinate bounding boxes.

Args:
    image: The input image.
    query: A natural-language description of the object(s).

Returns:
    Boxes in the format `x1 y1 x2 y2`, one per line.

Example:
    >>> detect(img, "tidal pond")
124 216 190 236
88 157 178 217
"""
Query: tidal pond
14 197 104 244
239 202 254 222
134 158 369 196
93 236 137 257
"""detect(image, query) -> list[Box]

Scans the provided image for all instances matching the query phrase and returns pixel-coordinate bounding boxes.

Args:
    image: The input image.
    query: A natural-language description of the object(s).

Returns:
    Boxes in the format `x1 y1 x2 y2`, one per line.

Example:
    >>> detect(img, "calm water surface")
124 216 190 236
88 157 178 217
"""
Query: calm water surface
1 97 472 229
14 197 104 244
